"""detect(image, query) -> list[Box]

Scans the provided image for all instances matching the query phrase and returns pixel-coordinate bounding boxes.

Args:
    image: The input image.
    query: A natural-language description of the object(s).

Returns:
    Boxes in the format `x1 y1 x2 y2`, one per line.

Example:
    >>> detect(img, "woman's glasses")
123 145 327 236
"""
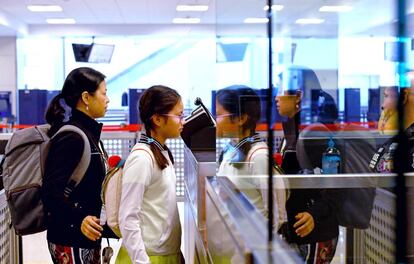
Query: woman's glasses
161 114 186 122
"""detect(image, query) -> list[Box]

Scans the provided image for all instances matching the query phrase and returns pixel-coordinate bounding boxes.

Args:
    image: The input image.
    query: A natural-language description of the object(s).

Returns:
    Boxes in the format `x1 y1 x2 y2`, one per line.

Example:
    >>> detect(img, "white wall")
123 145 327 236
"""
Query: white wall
0 37 17 115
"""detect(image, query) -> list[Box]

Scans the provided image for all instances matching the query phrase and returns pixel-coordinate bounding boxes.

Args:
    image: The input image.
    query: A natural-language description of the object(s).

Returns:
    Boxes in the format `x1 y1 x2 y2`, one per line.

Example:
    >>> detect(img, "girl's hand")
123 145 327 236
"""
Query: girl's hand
80 215 103 241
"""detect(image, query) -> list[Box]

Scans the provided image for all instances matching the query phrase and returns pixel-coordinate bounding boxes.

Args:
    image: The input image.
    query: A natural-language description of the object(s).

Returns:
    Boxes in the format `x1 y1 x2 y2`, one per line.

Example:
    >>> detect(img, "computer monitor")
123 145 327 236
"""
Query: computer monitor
216 43 248 62
88 43 115 63
0 92 11 118
72 43 91 62
72 43 115 63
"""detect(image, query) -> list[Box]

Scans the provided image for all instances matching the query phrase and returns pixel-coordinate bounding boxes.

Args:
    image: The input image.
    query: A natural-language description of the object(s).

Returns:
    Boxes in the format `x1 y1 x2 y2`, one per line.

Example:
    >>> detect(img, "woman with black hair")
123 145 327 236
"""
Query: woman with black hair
116 85 184 264
42 67 110 263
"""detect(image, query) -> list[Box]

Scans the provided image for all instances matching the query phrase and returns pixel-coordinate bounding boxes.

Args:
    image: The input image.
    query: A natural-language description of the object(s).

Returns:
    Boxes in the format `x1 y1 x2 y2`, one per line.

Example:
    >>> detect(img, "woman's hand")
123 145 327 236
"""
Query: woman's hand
80 215 103 241
293 212 314 237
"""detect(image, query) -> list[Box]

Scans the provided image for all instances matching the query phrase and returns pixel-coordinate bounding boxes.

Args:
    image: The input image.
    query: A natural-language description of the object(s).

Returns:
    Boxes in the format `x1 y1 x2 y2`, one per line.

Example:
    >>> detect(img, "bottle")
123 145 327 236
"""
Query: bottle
322 137 341 174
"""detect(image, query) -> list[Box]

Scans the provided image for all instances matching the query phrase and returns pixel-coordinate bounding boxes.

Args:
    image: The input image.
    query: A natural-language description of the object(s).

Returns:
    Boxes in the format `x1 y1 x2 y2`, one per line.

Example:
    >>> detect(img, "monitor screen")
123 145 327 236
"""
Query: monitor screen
88 43 115 63
72 43 92 62
216 43 248 62
384 41 405 62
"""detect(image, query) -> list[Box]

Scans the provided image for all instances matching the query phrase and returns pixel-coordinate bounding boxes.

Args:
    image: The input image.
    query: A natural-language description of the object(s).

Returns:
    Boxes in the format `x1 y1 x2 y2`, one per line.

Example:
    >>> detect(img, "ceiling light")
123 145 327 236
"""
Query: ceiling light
263 5 284 11
244 18 269 23
172 18 201 24
295 18 325 24
27 5 63 12
46 18 76 24
319 5 353 12
176 5 208 12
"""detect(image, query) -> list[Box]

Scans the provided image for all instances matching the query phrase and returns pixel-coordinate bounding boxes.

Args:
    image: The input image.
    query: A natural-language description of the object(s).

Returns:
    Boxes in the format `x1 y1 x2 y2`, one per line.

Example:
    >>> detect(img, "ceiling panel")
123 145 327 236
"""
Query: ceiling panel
0 0 412 37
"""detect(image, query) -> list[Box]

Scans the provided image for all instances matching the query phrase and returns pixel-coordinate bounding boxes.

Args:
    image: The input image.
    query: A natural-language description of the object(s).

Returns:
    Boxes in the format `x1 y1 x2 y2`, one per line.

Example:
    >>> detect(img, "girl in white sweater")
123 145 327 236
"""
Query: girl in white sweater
116 85 184 264
216 86 287 229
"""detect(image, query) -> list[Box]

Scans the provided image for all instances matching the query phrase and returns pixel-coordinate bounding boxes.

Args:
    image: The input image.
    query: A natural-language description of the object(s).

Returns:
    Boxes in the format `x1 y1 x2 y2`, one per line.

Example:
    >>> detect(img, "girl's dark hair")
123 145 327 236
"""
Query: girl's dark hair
216 85 261 135
45 67 106 126
216 85 261 164
139 85 181 169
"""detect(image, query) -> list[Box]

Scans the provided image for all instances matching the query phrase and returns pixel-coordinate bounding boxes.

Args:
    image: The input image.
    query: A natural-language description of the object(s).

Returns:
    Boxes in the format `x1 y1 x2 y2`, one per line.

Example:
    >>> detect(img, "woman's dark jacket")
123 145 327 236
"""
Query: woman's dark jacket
42 109 107 249
281 114 338 244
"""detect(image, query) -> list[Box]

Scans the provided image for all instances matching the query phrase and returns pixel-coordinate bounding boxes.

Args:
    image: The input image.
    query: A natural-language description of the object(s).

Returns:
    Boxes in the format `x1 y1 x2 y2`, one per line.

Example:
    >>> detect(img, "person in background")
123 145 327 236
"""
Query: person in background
369 72 414 262
276 66 339 264
116 85 184 264
378 86 398 135
42 67 110 264
370 77 414 173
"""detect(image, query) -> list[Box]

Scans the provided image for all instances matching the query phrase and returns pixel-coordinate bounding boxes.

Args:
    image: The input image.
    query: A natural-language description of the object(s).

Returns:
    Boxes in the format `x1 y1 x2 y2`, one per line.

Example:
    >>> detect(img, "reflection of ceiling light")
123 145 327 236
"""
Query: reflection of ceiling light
295 18 325 24
27 5 63 12
263 5 284 11
46 18 76 24
0 18 8 26
172 18 201 24
319 5 353 12
176 5 208 11
244 18 269 23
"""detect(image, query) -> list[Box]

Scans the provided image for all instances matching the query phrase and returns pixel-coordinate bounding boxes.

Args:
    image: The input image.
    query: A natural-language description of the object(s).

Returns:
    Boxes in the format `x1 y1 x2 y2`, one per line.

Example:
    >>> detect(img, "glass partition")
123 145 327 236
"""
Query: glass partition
214 0 272 216
214 0 413 263
213 0 286 262
269 0 409 263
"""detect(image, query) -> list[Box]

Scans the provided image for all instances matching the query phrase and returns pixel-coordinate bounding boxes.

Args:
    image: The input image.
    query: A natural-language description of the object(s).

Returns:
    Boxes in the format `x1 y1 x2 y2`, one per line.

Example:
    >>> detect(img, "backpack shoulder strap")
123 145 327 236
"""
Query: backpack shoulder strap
53 125 91 197
247 147 268 163
130 147 155 165
247 146 285 174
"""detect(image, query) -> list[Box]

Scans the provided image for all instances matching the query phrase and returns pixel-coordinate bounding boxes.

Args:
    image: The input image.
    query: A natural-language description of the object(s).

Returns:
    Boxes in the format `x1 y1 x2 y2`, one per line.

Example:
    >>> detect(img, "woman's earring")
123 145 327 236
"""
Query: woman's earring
86 105 89 111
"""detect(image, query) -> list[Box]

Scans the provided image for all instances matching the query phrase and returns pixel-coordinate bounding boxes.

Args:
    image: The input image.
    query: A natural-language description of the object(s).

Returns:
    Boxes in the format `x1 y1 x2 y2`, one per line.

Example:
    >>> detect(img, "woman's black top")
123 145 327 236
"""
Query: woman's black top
42 109 107 249
281 114 338 244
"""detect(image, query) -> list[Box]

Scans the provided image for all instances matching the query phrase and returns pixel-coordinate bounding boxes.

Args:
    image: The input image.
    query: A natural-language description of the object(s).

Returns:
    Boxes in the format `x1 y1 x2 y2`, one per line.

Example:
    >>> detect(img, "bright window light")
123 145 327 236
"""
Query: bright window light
46 18 76 24
263 5 284 11
295 18 325 24
0 18 8 26
27 5 63 12
176 5 209 12
319 5 353 12
244 18 269 23
172 18 201 24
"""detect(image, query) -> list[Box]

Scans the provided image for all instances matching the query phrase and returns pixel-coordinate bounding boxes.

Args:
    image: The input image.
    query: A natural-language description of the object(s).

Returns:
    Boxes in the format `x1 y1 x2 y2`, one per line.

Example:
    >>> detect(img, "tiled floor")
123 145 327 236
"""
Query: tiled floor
23 203 345 264
23 202 184 264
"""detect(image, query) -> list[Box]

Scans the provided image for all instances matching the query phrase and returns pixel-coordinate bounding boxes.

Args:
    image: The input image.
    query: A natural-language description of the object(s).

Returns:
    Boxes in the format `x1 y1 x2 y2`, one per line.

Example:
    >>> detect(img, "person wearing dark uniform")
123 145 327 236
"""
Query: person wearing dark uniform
369 73 414 262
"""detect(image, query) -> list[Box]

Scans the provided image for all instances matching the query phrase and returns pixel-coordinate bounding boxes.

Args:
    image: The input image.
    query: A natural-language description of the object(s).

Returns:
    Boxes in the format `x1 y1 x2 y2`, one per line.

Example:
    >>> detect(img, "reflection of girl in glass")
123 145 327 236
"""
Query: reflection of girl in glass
216 85 287 227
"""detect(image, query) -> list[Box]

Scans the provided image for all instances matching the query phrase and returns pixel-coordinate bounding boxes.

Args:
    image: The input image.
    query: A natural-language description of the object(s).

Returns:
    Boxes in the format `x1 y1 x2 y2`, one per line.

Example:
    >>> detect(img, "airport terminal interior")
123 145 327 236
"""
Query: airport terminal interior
0 0 414 263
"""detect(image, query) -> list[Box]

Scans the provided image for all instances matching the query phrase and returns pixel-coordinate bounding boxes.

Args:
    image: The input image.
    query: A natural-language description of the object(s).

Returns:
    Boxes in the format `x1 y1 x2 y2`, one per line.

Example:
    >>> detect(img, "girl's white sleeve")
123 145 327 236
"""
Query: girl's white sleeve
118 151 153 264
250 151 287 229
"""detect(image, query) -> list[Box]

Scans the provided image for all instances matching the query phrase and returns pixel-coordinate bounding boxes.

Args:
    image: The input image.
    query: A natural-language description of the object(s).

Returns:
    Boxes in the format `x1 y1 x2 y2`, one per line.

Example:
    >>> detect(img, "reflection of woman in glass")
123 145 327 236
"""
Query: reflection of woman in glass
216 85 287 227
276 67 338 264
